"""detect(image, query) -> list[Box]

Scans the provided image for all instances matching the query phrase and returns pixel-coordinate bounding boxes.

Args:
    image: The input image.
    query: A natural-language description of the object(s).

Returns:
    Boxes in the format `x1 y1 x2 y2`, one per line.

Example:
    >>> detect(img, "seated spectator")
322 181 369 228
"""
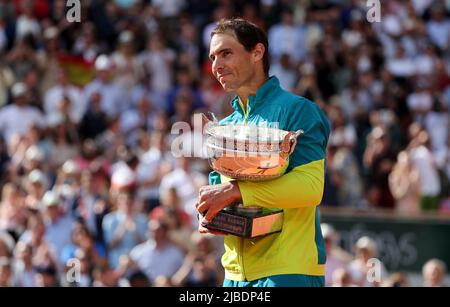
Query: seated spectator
422 258 447 287
347 236 388 287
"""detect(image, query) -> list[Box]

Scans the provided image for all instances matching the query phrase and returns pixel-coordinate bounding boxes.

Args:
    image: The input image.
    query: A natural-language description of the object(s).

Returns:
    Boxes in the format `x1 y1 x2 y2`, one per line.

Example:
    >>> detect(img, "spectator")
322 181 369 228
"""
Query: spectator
268 8 306 67
388 151 421 214
321 223 352 287
102 190 147 269
78 91 108 140
12 241 37 287
40 191 75 266
34 265 59 287
83 55 124 118
44 68 85 125
0 82 44 146
422 258 447 287
347 236 388 287
408 129 441 210
128 219 184 285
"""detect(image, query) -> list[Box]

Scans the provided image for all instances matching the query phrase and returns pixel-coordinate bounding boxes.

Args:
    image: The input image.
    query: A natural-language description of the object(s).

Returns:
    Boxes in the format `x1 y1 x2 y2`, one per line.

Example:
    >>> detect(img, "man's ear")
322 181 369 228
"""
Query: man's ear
252 43 265 63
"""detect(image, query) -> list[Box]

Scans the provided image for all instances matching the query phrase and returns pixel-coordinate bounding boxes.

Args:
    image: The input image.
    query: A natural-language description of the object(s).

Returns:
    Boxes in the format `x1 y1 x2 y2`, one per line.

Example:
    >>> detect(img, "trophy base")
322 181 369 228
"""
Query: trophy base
204 207 283 238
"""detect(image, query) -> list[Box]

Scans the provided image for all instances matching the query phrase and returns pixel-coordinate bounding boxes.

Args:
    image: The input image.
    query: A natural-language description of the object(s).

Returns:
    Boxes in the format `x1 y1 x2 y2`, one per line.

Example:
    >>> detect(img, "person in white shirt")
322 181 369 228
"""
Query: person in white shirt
0 82 45 145
409 130 441 210
268 8 306 67
15 1 41 42
44 69 85 124
129 219 184 284
426 5 450 52
83 55 125 118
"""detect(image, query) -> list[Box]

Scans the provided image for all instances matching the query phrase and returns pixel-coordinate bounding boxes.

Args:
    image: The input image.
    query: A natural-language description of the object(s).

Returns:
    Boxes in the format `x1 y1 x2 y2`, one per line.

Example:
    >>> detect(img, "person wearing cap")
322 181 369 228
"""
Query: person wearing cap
83 54 125 118
0 82 44 145
347 236 388 287
23 145 45 174
41 191 75 266
24 169 48 210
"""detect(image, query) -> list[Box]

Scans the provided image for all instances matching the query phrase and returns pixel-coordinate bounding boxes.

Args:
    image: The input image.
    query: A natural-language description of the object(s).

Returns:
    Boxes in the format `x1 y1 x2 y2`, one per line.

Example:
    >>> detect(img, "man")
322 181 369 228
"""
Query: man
128 219 184 285
0 82 44 145
196 18 330 287
422 258 447 287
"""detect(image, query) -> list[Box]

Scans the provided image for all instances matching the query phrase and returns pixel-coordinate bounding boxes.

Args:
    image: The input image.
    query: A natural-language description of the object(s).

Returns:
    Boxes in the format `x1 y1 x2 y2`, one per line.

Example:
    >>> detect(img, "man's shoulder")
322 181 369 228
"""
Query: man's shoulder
273 89 323 119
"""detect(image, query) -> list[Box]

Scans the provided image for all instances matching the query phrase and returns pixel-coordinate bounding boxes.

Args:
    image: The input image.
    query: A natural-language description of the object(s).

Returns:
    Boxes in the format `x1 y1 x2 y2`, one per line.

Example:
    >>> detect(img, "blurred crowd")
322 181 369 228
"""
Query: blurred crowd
0 0 449 286
321 223 448 287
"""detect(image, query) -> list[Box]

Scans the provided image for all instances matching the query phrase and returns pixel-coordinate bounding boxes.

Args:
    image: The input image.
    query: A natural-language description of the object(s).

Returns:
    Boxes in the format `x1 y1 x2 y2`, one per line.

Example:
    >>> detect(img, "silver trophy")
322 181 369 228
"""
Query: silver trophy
202 114 303 238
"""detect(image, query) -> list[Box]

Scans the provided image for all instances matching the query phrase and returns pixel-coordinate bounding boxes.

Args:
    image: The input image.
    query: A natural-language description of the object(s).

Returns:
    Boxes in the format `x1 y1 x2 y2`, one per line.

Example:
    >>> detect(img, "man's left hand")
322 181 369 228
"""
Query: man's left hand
196 182 242 224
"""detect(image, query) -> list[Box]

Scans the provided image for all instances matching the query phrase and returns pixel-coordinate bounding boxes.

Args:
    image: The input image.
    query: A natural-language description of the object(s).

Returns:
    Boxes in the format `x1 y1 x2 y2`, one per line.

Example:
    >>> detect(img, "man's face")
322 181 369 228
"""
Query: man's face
209 33 255 92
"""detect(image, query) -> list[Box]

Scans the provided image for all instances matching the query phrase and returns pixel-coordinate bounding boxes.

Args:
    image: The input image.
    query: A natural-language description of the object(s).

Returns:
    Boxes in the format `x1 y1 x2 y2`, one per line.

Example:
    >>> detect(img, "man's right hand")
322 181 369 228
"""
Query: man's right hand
197 213 228 236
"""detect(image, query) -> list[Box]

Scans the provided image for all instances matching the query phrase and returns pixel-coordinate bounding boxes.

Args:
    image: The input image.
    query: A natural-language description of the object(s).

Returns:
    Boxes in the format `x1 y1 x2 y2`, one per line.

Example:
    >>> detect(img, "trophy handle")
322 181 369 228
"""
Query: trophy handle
202 112 219 133
281 130 304 156
201 112 219 124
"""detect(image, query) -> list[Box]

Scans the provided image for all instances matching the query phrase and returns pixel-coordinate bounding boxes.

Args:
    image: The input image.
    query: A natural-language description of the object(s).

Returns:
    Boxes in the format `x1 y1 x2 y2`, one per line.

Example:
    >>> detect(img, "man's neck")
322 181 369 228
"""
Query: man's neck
236 74 269 110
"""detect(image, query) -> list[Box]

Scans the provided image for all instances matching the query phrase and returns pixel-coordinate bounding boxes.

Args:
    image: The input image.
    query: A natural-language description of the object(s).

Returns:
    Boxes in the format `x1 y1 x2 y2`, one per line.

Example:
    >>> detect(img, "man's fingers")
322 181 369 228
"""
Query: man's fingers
204 209 218 224
197 201 208 214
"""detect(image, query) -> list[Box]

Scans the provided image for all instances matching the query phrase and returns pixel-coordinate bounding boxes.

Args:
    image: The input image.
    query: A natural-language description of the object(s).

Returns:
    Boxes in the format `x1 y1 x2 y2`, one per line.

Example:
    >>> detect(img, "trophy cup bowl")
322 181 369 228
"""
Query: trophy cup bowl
202 117 303 238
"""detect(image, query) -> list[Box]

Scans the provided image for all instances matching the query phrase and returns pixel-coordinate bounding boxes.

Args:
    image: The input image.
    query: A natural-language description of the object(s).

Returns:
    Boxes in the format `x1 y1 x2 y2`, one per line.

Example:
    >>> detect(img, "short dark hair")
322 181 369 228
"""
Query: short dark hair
211 18 270 76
